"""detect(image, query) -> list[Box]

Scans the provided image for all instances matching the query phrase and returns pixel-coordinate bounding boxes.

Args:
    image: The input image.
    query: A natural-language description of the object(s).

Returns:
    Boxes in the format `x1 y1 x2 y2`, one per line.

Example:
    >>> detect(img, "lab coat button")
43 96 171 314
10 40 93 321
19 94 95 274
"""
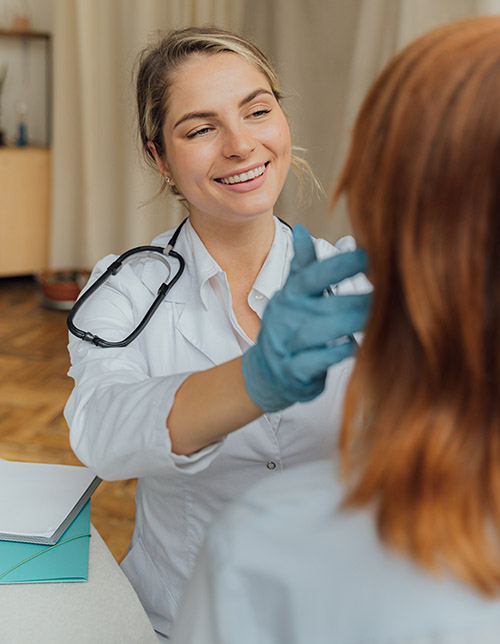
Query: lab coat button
266 461 277 470
254 293 264 300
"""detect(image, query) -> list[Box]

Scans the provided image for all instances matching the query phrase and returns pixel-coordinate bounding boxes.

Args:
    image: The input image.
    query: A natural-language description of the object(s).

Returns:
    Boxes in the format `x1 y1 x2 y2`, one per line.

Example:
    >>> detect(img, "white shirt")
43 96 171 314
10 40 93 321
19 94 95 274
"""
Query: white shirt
172 460 500 644
64 217 363 638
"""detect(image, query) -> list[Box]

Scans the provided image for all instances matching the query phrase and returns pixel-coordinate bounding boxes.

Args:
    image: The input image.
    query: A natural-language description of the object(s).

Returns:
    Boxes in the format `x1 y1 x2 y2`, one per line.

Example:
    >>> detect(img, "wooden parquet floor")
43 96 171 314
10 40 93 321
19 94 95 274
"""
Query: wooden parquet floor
0 276 136 562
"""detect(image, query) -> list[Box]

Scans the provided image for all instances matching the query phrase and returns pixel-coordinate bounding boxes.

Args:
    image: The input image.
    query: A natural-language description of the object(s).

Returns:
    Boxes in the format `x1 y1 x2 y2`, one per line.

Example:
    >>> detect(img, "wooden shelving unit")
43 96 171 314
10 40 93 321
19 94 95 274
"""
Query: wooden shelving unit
0 146 51 276
0 30 52 277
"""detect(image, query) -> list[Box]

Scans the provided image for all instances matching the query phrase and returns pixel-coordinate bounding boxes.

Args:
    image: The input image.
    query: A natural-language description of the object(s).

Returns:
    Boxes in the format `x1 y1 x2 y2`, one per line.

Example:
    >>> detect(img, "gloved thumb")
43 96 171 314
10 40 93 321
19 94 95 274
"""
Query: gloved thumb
290 224 316 273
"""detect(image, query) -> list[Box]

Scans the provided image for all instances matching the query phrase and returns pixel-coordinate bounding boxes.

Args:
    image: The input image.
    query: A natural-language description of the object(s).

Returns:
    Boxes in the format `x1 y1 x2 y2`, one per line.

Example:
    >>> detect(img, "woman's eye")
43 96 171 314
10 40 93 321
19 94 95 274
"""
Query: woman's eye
250 109 271 119
186 127 212 139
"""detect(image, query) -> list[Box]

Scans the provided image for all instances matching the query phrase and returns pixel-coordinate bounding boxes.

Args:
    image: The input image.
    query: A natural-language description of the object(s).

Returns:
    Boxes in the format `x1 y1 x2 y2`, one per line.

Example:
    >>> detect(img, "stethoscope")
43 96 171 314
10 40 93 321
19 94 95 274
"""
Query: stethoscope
67 217 188 348
67 217 354 349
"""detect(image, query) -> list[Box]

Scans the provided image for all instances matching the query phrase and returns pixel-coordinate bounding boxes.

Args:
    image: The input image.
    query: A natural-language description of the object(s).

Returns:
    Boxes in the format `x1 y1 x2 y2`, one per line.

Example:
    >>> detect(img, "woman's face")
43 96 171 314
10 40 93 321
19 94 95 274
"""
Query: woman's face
156 52 291 226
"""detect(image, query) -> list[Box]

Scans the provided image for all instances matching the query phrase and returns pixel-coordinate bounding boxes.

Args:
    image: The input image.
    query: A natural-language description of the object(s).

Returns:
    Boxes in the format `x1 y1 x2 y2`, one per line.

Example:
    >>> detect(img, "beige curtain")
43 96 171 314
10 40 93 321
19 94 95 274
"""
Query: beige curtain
50 0 244 269
49 0 500 269
335 0 500 167
245 0 500 244
329 0 500 239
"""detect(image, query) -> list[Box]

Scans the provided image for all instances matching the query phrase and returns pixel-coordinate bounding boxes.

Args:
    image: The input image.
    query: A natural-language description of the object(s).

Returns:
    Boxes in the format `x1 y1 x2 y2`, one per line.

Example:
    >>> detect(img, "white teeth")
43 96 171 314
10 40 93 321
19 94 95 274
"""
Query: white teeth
219 164 266 184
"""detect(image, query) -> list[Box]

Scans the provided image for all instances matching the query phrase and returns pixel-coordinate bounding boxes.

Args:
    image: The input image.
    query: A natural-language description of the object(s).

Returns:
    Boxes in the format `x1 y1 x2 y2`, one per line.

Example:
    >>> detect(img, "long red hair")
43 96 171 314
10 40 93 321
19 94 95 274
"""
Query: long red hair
333 16 500 594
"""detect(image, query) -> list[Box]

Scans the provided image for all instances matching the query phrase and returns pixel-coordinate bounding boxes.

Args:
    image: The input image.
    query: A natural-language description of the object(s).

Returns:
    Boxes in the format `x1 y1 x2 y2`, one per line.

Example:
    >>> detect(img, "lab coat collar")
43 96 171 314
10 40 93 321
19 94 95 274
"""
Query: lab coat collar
180 219 294 310
251 218 293 302
141 217 293 306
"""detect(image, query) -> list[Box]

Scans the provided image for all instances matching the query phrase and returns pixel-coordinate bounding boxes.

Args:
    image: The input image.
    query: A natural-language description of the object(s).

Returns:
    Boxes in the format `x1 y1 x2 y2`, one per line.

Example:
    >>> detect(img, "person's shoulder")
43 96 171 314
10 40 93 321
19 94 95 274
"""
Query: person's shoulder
313 234 357 260
312 234 371 295
283 222 358 261
199 460 354 617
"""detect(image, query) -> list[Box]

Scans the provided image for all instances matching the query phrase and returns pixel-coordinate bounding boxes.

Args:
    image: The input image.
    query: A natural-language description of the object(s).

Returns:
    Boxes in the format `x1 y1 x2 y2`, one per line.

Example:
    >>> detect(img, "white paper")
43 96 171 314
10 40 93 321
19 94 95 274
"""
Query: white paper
0 460 97 539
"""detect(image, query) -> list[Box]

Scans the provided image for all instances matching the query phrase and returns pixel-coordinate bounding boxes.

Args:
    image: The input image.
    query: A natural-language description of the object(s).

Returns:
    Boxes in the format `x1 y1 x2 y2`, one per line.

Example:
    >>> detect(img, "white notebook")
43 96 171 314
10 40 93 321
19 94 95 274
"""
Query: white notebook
0 460 101 545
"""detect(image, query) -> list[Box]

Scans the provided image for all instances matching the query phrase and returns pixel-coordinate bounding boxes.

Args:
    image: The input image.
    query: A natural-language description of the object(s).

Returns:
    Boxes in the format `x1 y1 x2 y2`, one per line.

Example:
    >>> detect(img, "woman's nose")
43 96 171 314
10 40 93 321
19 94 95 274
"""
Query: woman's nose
222 125 255 159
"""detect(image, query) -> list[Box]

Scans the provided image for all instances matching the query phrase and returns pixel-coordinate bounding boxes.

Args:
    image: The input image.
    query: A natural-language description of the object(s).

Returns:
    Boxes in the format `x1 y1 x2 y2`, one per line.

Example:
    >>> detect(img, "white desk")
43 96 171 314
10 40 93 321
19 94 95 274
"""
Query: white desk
0 525 158 643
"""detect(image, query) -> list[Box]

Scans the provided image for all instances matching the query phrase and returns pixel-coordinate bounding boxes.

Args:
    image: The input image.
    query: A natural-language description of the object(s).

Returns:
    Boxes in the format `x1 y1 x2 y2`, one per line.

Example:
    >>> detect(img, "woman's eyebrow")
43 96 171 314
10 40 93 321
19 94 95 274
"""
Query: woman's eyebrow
173 110 216 130
239 88 273 107
173 88 274 130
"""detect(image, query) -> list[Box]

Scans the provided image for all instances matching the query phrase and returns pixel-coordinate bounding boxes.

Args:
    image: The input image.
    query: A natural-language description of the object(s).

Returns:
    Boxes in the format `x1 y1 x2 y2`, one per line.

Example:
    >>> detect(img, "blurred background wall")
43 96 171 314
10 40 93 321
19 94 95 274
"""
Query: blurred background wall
1 0 499 274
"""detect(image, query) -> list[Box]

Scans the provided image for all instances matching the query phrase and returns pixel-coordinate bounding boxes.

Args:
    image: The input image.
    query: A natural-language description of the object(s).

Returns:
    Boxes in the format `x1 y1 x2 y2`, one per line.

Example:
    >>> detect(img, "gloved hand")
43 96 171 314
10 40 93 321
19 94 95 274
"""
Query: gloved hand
242 224 371 412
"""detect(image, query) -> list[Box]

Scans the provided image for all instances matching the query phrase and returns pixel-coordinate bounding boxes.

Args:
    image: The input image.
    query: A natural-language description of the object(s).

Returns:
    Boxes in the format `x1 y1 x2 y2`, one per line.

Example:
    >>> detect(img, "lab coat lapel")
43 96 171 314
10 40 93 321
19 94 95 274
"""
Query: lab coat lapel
172 285 243 366
140 250 185 302
141 221 244 365
141 253 241 364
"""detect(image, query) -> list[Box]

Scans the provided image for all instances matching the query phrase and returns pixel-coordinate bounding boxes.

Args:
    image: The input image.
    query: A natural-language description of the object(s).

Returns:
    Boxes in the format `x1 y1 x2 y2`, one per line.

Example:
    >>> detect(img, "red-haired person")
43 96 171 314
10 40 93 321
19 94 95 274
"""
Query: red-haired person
171 16 500 644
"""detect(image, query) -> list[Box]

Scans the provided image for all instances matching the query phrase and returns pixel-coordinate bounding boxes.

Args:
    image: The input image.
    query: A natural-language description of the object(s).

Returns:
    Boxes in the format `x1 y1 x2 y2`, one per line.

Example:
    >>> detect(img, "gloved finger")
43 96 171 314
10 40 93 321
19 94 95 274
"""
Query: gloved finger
291 248 369 296
288 224 317 274
288 301 370 354
268 290 371 336
280 291 372 317
285 341 357 383
272 370 325 401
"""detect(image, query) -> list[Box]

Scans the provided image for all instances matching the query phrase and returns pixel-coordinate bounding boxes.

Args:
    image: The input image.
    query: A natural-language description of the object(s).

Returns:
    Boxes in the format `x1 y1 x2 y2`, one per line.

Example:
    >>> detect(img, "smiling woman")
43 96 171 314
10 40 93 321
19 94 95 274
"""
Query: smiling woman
64 26 371 641
149 52 291 231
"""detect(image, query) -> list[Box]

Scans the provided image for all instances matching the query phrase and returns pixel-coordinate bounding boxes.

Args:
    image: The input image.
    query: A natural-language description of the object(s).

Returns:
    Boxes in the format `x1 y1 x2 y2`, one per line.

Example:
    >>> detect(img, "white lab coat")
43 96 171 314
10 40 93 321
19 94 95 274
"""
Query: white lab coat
64 217 365 638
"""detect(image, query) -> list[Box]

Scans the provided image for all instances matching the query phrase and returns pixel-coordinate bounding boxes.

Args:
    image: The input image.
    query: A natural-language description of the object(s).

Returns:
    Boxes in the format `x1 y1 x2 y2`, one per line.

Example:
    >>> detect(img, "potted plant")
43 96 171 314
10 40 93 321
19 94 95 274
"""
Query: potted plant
37 269 91 310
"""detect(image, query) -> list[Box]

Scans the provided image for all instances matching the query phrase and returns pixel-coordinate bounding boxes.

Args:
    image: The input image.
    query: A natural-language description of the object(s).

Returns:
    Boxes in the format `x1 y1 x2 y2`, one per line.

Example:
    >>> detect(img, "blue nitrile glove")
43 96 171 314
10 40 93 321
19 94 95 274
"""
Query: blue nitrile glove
241 224 371 412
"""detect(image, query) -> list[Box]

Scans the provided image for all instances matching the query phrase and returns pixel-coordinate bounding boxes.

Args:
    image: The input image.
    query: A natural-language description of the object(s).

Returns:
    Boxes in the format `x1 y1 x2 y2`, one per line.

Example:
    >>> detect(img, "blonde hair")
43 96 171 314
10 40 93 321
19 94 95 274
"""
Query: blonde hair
333 16 500 595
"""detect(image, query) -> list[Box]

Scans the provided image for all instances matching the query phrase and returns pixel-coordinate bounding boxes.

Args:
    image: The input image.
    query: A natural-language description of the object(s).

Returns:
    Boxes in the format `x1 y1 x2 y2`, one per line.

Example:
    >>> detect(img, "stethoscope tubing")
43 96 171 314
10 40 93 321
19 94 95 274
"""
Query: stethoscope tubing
67 216 357 349
67 220 187 348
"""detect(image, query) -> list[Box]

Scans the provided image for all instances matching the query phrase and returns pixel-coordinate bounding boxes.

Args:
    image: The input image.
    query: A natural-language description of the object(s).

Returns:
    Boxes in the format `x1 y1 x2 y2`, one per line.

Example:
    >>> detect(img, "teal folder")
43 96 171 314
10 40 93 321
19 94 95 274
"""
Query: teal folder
0 500 91 584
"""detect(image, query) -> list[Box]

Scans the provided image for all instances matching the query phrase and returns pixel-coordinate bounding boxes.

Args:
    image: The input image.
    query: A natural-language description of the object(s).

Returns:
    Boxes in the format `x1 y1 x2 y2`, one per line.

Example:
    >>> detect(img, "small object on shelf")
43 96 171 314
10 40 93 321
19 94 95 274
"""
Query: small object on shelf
0 62 6 146
16 101 27 146
11 12 31 34
0 29 51 146
37 269 91 310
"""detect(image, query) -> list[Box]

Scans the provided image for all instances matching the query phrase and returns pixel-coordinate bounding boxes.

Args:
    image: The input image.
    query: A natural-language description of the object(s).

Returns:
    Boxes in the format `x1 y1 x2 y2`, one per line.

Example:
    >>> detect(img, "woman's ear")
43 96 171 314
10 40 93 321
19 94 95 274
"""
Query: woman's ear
147 141 174 186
